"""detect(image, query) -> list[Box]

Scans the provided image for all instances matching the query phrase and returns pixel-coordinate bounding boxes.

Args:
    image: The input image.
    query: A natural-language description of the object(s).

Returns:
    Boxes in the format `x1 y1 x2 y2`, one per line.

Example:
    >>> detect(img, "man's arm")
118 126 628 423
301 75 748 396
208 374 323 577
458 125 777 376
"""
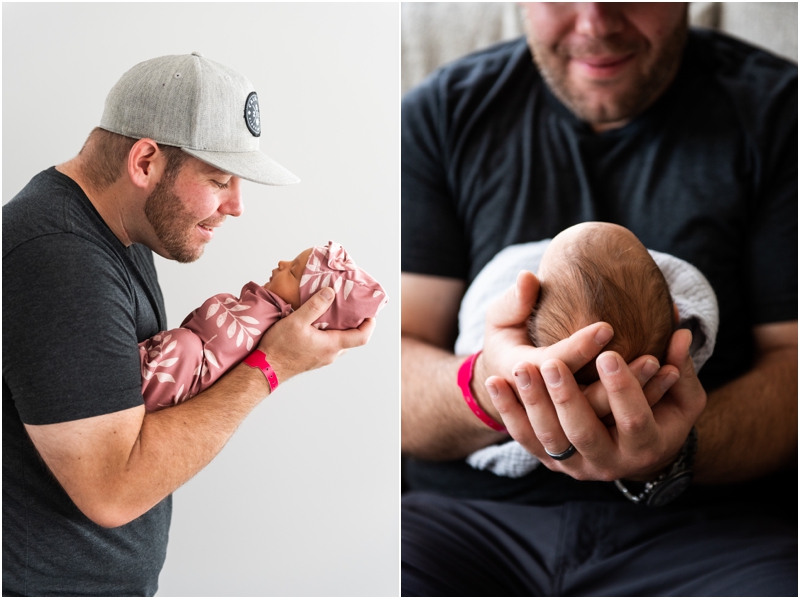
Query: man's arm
26 288 375 528
401 273 506 459
693 320 798 483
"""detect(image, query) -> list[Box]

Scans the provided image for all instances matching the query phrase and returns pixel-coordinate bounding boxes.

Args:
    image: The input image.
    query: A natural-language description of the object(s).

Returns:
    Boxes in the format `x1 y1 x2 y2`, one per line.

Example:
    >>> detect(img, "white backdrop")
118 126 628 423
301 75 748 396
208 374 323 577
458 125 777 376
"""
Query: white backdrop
3 3 399 596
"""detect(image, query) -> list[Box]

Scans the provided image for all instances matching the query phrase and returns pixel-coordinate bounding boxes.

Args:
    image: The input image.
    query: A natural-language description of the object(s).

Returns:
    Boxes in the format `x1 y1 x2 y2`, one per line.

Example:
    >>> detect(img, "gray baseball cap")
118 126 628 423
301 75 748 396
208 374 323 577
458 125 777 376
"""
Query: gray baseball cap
99 52 300 186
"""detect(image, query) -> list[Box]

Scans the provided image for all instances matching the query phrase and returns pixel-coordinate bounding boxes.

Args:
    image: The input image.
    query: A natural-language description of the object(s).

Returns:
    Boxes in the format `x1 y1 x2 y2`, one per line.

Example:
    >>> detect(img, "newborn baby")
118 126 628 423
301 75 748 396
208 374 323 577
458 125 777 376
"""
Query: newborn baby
140 241 387 412
529 222 676 385
455 222 718 477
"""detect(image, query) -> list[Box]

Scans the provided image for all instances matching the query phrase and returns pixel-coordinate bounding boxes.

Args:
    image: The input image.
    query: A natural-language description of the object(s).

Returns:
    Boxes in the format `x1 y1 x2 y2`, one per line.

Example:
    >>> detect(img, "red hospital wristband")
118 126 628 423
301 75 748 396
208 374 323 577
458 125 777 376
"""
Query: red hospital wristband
244 350 279 393
457 351 507 433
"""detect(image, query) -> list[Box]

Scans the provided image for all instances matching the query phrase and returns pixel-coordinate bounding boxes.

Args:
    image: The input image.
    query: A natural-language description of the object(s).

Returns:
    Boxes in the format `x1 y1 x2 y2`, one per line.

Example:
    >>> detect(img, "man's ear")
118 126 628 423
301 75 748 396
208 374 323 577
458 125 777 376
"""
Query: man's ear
127 139 163 190
673 302 680 326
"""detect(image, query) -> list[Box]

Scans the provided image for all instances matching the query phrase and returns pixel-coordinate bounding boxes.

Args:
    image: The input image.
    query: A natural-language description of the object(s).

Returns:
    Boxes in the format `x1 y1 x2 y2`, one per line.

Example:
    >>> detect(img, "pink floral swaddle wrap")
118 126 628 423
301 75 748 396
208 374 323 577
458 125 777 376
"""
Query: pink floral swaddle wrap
299 240 388 330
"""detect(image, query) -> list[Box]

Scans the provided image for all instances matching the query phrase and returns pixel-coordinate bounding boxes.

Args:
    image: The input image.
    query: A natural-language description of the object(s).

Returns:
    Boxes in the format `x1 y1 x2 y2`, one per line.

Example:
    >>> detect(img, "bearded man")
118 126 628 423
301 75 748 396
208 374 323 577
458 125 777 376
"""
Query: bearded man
2 53 373 596
401 3 797 595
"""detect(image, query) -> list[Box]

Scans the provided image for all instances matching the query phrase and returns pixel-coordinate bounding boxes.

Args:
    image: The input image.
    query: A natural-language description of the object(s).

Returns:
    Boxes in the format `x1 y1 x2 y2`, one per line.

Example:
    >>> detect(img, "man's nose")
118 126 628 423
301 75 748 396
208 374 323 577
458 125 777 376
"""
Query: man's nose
574 3 625 38
221 178 244 217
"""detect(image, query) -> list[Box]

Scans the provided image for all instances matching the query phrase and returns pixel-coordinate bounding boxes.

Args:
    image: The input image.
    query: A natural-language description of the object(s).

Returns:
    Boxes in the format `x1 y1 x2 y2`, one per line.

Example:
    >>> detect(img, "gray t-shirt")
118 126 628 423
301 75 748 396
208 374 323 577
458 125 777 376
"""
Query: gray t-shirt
3 168 171 596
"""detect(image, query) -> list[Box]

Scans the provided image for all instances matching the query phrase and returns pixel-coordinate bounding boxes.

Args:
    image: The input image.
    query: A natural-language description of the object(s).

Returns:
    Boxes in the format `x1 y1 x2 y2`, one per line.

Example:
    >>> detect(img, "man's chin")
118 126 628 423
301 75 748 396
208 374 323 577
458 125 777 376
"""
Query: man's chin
156 241 206 264
174 247 205 264
555 84 642 127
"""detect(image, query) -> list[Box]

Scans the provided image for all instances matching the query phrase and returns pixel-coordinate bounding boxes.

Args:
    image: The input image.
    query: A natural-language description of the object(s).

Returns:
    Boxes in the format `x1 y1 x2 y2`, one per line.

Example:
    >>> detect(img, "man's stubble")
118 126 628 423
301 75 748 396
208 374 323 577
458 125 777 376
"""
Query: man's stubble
529 18 688 127
144 175 205 264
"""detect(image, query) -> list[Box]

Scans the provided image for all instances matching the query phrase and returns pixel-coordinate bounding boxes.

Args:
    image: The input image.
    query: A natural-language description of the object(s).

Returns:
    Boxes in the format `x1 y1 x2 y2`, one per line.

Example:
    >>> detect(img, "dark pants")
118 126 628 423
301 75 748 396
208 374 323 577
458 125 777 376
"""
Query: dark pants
402 492 798 597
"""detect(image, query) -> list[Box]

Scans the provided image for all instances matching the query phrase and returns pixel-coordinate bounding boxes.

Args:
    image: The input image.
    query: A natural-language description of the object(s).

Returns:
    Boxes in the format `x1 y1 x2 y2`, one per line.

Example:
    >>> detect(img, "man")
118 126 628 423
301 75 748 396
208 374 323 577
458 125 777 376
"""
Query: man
402 3 796 595
3 53 373 596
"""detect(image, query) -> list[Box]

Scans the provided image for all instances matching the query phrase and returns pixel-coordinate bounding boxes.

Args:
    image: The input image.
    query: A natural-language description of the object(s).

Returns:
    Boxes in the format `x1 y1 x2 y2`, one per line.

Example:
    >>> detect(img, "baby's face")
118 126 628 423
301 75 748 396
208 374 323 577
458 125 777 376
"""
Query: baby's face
263 247 313 309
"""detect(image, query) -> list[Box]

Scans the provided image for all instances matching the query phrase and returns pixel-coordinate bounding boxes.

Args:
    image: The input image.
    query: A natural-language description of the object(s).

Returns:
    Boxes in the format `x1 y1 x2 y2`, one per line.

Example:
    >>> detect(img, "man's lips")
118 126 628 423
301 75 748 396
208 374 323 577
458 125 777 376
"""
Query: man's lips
571 53 635 77
196 223 220 240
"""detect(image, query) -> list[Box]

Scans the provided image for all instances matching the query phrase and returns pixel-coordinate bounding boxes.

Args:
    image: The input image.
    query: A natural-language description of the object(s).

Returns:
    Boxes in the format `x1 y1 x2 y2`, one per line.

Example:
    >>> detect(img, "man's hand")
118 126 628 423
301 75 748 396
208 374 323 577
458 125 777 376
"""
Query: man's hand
473 270 617 420
486 328 705 481
258 286 375 384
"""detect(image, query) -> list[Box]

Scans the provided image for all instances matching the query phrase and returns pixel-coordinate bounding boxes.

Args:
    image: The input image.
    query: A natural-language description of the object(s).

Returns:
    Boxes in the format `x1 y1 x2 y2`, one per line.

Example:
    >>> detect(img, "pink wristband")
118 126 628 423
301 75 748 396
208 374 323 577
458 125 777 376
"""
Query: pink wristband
244 350 279 393
457 351 507 433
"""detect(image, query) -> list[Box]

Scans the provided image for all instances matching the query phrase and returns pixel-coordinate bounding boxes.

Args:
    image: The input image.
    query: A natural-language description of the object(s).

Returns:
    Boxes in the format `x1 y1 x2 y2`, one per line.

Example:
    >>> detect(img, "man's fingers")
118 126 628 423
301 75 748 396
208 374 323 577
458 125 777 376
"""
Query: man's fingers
291 287 336 324
485 376 539 449
541 321 614 374
323 317 376 351
513 363 572 457
585 354 660 419
659 328 706 419
665 328 693 370
485 271 540 328
541 358 610 464
597 351 659 455
641 366 680 408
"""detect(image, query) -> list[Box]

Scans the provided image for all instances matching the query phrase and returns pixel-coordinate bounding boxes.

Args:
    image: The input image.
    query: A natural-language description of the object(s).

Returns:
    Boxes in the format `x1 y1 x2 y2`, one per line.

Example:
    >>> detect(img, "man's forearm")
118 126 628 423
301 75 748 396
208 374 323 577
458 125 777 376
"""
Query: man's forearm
401 336 507 460
694 345 798 484
126 364 270 512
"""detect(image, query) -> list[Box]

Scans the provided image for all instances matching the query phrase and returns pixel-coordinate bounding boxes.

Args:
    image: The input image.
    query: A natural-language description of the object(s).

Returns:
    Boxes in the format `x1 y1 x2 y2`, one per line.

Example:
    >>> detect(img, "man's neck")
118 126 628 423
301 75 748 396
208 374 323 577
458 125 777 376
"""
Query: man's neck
56 160 135 247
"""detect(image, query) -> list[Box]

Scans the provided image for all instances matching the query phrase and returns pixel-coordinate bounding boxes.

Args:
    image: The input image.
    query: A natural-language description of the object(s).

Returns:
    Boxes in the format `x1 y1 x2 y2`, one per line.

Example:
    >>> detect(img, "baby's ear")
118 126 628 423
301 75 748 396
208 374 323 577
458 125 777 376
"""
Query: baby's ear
672 302 680 326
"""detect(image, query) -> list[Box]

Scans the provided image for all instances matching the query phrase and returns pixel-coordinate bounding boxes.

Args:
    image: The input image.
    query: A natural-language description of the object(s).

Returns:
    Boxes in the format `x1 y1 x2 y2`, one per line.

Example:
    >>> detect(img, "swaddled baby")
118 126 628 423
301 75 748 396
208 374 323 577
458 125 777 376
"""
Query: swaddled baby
456 222 718 477
140 240 387 411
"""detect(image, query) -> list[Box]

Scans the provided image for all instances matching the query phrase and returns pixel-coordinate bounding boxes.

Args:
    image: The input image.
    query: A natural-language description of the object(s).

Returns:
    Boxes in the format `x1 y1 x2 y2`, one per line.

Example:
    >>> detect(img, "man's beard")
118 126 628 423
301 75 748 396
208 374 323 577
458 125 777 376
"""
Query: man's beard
144 177 205 264
529 20 688 126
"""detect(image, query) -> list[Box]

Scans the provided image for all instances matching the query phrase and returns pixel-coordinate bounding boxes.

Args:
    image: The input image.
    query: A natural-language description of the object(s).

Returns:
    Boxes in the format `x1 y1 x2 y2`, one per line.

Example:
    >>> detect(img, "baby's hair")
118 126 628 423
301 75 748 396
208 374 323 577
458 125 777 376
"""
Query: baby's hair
528 228 674 384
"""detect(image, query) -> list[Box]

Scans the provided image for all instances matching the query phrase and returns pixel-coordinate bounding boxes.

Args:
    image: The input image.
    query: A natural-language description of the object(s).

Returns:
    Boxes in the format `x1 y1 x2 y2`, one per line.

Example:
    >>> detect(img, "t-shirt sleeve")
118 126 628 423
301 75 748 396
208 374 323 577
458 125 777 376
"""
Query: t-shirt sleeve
401 77 469 280
3 234 145 425
746 68 798 325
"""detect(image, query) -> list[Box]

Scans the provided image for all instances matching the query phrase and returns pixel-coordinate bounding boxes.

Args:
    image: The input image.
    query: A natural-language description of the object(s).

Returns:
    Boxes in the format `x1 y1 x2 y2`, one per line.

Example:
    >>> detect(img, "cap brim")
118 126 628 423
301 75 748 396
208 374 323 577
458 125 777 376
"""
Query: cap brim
182 148 300 186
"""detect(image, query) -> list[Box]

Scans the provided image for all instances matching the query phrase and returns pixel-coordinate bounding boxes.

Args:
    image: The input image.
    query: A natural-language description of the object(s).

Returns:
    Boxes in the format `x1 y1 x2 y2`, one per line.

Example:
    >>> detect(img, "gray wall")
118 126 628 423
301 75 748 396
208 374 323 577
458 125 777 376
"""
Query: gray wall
3 3 399 596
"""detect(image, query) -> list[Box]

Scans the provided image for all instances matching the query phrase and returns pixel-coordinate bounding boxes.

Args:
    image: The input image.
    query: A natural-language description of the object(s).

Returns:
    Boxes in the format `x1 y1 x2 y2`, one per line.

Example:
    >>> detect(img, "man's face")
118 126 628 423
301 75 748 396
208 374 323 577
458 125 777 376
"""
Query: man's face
264 247 313 309
521 2 688 131
144 157 243 263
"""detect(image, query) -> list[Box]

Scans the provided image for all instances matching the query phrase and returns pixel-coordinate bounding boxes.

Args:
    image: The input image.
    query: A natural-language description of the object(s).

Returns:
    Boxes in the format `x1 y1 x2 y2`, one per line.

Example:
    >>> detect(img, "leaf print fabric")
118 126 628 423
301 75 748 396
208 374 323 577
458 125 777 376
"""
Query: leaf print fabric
298 241 389 330
139 282 292 412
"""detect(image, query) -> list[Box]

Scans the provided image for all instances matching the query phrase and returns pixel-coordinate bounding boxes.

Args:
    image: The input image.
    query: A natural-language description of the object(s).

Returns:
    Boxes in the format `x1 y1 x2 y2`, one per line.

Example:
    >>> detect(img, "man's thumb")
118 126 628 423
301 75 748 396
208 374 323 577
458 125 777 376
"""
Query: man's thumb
294 287 335 323
486 270 540 328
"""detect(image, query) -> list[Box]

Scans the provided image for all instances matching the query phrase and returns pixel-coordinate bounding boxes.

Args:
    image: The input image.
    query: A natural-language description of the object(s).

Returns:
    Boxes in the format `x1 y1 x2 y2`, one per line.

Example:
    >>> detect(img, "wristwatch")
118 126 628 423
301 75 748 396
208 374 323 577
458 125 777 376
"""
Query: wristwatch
615 427 698 507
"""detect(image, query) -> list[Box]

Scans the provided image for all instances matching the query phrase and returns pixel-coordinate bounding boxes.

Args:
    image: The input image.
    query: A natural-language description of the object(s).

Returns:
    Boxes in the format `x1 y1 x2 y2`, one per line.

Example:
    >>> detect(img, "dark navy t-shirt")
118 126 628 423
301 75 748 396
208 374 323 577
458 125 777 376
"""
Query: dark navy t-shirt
3 168 171 596
401 31 797 507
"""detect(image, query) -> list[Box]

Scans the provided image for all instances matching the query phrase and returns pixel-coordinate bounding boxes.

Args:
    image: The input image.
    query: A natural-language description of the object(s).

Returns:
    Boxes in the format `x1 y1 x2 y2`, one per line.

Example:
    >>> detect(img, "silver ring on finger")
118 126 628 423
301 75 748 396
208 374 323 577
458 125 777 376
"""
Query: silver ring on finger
545 443 577 461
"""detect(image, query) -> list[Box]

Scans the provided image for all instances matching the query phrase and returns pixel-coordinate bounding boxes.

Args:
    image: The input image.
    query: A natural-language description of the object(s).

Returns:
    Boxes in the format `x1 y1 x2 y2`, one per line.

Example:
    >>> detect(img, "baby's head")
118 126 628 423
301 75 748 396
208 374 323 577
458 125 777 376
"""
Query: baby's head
264 241 387 330
529 222 675 384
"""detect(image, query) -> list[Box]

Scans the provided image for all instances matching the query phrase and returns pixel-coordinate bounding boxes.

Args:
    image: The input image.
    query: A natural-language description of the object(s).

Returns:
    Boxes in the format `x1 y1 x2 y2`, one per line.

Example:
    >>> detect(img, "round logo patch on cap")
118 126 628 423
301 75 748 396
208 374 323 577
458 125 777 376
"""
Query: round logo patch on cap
244 92 261 137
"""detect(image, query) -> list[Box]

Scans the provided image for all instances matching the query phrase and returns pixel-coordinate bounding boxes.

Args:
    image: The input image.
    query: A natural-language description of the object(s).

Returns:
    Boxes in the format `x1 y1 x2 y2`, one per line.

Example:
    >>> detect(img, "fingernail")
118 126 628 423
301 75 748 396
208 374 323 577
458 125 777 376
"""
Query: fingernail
320 287 334 300
598 353 619 375
541 363 561 387
514 369 531 389
485 382 498 399
594 326 613 346
661 371 680 392
642 359 659 380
